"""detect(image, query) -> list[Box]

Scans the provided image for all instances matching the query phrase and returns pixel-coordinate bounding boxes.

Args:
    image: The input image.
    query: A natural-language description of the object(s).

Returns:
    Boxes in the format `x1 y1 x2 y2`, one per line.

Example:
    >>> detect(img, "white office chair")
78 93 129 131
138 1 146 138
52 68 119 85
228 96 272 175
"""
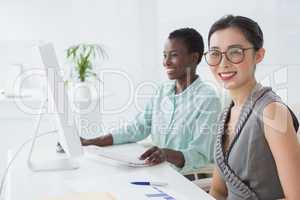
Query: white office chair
183 164 214 192
290 103 300 141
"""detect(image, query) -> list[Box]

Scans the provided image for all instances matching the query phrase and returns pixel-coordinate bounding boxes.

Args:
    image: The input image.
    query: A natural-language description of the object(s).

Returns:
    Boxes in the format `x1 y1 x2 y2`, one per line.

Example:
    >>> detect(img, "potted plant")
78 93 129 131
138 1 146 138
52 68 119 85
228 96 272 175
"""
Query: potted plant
66 43 107 99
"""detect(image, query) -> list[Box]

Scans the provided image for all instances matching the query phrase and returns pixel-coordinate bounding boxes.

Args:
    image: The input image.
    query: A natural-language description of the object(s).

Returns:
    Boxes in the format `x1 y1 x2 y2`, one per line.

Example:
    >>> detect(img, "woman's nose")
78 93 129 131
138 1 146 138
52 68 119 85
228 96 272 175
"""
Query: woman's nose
163 56 171 66
219 53 230 68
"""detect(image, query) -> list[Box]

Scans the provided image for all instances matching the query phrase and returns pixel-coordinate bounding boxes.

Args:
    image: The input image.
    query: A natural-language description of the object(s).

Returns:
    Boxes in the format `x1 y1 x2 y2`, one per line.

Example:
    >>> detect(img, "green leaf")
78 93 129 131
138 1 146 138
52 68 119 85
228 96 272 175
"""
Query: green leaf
66 43 108 82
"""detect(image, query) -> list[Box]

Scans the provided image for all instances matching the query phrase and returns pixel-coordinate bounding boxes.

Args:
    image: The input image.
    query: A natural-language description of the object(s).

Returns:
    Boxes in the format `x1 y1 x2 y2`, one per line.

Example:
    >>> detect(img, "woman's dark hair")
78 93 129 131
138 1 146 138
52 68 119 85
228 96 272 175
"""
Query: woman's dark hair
168 28 204 64
208 15 264 50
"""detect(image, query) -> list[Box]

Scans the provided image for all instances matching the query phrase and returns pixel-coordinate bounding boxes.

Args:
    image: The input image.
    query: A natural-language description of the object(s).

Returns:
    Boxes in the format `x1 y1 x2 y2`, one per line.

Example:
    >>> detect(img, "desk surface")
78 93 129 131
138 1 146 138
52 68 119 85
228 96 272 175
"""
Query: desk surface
5 140 215 200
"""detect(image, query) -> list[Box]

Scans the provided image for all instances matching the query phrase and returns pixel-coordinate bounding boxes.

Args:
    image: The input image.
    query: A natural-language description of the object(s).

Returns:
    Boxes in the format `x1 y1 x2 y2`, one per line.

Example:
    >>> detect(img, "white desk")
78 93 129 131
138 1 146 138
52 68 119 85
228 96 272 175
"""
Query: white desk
4 138 215 200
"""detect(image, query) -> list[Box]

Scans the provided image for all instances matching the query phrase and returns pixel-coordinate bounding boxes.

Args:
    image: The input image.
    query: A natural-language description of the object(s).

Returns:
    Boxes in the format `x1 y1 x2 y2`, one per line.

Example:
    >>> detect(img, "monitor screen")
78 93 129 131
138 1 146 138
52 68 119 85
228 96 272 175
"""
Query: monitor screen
39 43 82 158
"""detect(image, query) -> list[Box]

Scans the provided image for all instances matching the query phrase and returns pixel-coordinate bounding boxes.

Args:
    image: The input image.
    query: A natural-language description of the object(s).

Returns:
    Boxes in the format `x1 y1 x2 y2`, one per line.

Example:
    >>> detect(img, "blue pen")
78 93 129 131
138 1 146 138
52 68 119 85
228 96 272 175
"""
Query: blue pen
131 181 168 186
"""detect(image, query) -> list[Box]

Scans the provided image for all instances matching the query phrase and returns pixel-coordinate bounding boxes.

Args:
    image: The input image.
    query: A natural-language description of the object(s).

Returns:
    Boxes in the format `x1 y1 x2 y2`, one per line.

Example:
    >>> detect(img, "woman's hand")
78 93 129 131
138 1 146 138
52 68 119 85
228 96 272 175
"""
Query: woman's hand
139 146 185 168
80 134 113 147
139 146 167 165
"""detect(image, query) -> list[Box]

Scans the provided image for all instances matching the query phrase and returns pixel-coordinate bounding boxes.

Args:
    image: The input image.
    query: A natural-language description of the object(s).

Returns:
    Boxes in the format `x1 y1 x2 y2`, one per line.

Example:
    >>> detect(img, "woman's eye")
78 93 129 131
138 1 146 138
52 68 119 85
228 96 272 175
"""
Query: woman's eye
229 49 243 56
210 51 220 57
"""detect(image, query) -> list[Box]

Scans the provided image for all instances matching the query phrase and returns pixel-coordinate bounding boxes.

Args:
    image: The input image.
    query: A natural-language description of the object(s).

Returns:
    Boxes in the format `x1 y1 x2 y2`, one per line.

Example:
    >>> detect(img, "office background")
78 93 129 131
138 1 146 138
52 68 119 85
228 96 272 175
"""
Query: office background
0 0 299 178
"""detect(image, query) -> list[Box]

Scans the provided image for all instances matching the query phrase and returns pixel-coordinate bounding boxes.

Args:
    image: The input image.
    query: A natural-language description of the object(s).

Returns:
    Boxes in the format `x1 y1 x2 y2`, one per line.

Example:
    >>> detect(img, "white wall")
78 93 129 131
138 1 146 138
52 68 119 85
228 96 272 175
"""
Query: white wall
0 0 160 126
2 0 300 117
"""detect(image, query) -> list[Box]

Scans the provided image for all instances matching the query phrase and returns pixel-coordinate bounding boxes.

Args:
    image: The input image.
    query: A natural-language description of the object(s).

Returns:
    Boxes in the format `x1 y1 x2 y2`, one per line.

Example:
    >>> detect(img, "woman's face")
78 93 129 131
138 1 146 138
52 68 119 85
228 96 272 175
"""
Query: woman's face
208 27 264 90
163 38 197 80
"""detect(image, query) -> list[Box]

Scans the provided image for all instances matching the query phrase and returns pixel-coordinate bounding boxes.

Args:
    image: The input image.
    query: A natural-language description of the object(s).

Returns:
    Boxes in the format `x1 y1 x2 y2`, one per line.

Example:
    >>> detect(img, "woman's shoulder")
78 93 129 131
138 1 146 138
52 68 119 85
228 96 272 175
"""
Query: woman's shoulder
252 86 281 113
253 86 299 132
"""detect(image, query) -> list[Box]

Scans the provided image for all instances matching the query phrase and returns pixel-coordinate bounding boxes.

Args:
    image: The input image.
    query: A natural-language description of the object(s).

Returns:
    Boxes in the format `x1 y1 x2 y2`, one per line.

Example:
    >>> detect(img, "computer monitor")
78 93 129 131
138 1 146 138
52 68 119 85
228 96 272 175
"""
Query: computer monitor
27 43 83 171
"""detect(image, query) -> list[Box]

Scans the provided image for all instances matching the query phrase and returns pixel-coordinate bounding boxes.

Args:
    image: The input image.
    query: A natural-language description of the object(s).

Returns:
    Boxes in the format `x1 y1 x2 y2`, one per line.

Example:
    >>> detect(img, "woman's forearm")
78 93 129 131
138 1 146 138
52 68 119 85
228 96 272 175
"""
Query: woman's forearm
162 148 185 168
82 134 113 146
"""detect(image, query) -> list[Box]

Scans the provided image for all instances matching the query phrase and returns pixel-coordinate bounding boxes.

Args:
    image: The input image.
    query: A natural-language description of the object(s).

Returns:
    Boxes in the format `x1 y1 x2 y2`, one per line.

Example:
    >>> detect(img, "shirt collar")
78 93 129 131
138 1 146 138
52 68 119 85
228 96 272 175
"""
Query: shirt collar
166 76 202 97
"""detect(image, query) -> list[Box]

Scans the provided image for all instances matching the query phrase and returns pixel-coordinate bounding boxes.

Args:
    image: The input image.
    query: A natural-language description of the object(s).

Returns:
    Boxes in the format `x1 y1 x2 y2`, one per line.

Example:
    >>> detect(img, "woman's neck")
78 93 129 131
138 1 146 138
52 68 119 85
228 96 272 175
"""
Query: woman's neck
175 72 198 94
229 79 257 107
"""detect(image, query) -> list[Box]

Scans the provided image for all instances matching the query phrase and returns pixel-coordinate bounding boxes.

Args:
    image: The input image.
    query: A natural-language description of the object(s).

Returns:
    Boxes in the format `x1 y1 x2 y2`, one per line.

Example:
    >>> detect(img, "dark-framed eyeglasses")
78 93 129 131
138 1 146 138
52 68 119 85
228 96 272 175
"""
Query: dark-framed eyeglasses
204 47 255 67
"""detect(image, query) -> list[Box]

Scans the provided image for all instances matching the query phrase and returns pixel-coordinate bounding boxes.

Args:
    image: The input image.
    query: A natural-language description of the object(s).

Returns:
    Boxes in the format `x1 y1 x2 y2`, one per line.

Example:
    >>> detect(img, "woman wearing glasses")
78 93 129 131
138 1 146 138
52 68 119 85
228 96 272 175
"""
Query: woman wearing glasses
205 15 300 199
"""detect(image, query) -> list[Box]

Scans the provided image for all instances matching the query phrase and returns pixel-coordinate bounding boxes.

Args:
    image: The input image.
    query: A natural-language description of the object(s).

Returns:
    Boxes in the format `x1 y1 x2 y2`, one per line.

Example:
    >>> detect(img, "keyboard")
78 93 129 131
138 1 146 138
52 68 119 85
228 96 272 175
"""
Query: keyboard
83 145 149 167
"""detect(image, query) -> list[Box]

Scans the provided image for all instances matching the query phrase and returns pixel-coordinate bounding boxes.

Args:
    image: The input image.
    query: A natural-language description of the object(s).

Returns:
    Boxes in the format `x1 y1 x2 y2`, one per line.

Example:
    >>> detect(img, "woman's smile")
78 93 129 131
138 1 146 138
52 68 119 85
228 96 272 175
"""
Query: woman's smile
218 71 237 81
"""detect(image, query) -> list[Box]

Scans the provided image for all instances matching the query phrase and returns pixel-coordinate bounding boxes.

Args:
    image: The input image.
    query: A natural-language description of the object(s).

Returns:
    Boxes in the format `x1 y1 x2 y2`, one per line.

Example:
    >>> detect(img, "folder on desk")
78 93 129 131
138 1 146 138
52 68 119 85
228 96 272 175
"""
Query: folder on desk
42 192 116 200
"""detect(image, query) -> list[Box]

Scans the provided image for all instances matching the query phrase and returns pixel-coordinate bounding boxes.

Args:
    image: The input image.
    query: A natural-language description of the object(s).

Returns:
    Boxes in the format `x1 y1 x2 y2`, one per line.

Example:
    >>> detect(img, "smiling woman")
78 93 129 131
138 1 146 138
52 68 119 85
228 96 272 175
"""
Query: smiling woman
163 28 204 93
81 28 222 175
207 15 300 200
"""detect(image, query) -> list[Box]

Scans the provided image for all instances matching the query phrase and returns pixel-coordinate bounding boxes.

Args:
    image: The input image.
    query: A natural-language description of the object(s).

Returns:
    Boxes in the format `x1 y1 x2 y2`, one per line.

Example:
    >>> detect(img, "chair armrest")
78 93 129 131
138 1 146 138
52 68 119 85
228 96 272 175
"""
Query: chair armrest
183 163 215 176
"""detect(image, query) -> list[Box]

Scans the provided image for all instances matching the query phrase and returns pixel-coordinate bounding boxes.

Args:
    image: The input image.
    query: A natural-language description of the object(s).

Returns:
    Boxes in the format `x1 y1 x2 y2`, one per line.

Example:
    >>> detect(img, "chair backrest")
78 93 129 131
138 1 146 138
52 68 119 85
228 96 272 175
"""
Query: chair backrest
289 103 300 142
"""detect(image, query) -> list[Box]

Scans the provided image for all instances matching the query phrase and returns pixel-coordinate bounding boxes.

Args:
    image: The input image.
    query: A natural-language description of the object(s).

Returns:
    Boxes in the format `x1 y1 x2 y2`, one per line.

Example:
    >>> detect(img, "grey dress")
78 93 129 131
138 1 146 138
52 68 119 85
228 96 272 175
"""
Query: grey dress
215 85 299 200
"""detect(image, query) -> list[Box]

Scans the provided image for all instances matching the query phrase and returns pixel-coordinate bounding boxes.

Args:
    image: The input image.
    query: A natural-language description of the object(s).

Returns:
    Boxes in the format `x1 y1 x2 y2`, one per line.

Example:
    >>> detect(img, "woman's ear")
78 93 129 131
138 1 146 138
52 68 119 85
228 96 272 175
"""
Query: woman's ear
255 48 265 64
191 52 200 64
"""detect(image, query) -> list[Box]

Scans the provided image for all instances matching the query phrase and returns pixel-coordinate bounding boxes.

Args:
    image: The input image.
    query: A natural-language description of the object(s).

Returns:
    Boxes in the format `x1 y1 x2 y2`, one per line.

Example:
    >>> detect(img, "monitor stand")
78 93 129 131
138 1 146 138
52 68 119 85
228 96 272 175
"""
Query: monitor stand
27 99 80 172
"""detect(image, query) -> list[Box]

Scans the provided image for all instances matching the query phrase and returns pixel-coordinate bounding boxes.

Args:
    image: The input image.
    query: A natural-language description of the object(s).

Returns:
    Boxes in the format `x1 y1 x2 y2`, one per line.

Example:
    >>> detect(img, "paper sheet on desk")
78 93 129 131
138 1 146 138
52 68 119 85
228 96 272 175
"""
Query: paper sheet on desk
84 144 149 167
40 192 116 200
64 175 189 200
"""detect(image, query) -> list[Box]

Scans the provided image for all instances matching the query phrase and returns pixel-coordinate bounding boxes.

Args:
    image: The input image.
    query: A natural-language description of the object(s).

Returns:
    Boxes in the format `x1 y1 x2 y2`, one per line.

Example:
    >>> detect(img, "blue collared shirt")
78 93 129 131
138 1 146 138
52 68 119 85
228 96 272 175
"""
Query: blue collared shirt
112 77 221 173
